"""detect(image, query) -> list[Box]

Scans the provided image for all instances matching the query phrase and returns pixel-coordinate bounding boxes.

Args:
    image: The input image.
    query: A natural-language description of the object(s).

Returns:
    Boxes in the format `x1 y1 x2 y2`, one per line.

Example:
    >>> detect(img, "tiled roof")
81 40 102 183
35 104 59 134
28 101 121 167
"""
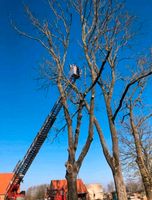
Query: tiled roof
0 173 14 195
50 179 88 194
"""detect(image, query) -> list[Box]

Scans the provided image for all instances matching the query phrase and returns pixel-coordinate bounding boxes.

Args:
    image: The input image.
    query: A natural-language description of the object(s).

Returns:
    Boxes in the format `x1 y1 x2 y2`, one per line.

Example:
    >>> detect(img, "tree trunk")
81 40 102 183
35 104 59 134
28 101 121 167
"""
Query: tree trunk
65 164 78 200
95 116 128 200
130 111 152 200
143 180 152 200
136 156 152 200
135 140 152 200
113 166 128 200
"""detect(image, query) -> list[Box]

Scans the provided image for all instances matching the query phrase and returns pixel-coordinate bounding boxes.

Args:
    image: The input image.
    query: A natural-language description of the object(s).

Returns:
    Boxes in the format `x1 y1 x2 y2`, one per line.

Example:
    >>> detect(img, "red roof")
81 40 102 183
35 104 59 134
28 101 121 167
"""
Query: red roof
0 173 14 195
50 179 88 194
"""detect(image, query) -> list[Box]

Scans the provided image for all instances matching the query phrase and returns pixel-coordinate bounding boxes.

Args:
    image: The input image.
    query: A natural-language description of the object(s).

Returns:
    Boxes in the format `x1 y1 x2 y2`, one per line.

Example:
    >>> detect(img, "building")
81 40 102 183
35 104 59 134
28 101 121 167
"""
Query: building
86 184 104 200
46 179 89 200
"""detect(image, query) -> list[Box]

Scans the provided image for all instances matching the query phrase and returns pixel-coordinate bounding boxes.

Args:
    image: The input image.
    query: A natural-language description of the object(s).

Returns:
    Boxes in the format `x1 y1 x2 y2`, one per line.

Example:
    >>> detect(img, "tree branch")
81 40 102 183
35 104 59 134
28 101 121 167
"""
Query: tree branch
113 69 152 122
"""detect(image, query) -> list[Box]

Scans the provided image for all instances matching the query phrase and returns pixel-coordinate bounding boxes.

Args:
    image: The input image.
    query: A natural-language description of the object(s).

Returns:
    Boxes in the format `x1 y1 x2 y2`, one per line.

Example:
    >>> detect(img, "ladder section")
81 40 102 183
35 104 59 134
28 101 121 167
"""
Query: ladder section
18 97 62 177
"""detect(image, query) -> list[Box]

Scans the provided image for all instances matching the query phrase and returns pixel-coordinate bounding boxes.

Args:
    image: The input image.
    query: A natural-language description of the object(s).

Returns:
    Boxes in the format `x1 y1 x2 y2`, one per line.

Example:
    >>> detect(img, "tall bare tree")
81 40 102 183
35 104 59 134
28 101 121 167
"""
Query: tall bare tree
120 79 152 200
73 1 131 200
73 1 152 200
13 1 110 199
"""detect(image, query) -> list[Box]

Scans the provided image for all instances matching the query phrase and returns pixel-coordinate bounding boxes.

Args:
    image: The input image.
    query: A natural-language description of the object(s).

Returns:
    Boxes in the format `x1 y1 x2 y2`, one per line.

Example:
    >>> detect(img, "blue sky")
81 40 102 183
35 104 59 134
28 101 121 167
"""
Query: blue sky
0 0 152 190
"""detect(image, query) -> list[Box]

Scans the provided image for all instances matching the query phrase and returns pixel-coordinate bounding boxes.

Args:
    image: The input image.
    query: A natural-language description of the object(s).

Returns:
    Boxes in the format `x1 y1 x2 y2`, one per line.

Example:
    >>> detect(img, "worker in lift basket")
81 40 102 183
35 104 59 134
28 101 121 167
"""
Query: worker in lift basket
70 64 80 77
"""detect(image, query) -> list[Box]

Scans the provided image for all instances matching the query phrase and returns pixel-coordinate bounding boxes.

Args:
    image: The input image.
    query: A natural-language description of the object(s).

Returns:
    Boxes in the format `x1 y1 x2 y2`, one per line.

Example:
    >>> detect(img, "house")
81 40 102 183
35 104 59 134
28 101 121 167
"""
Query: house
46 179 89 200
86 184 104 200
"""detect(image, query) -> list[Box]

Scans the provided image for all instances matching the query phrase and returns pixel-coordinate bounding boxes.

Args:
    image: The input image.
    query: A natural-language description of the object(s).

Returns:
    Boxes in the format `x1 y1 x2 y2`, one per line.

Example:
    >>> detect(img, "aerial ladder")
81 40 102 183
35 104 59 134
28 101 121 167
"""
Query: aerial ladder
4 65 80 200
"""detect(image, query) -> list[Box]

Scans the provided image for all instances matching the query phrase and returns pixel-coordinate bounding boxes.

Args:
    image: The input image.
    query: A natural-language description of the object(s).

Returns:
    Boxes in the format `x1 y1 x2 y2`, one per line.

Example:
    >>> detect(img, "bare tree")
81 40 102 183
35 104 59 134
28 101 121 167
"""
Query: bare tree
73 1 152 200
12 1 110 200
120 79 152 200
73 0 131 200
25 184 48 200
128 108 152 200
125 180 144 193
120 119 152 180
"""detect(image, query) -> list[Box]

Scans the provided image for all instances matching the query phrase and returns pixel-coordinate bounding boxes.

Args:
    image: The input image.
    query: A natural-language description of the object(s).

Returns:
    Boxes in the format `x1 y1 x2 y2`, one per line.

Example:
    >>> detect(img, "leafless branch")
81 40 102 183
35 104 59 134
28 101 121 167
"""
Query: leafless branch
113 68 152 122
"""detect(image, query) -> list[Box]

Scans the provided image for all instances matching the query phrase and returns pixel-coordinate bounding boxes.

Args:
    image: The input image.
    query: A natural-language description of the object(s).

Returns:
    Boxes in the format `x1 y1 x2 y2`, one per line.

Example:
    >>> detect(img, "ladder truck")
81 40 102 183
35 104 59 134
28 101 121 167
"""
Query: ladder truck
4 65 80 200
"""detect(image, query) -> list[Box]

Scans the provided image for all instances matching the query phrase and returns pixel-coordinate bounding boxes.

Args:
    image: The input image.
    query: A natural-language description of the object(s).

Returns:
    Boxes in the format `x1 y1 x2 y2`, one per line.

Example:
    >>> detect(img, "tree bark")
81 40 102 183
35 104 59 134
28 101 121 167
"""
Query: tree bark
137 156 152 200
134 131 152 200
106 99 128 200
130 107 152 200
66 164 78 200
112 165 128 200
95 114 128 200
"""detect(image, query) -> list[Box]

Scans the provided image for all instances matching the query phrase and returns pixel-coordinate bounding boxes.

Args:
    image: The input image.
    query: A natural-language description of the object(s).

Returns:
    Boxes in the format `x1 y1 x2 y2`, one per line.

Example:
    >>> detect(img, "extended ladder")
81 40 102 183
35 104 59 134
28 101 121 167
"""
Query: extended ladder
5 65 80 200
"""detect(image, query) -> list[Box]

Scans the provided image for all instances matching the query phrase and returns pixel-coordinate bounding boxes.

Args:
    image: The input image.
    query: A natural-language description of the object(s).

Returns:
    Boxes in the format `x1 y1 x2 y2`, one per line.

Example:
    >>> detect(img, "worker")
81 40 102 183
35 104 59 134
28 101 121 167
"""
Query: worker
69 64 80 78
